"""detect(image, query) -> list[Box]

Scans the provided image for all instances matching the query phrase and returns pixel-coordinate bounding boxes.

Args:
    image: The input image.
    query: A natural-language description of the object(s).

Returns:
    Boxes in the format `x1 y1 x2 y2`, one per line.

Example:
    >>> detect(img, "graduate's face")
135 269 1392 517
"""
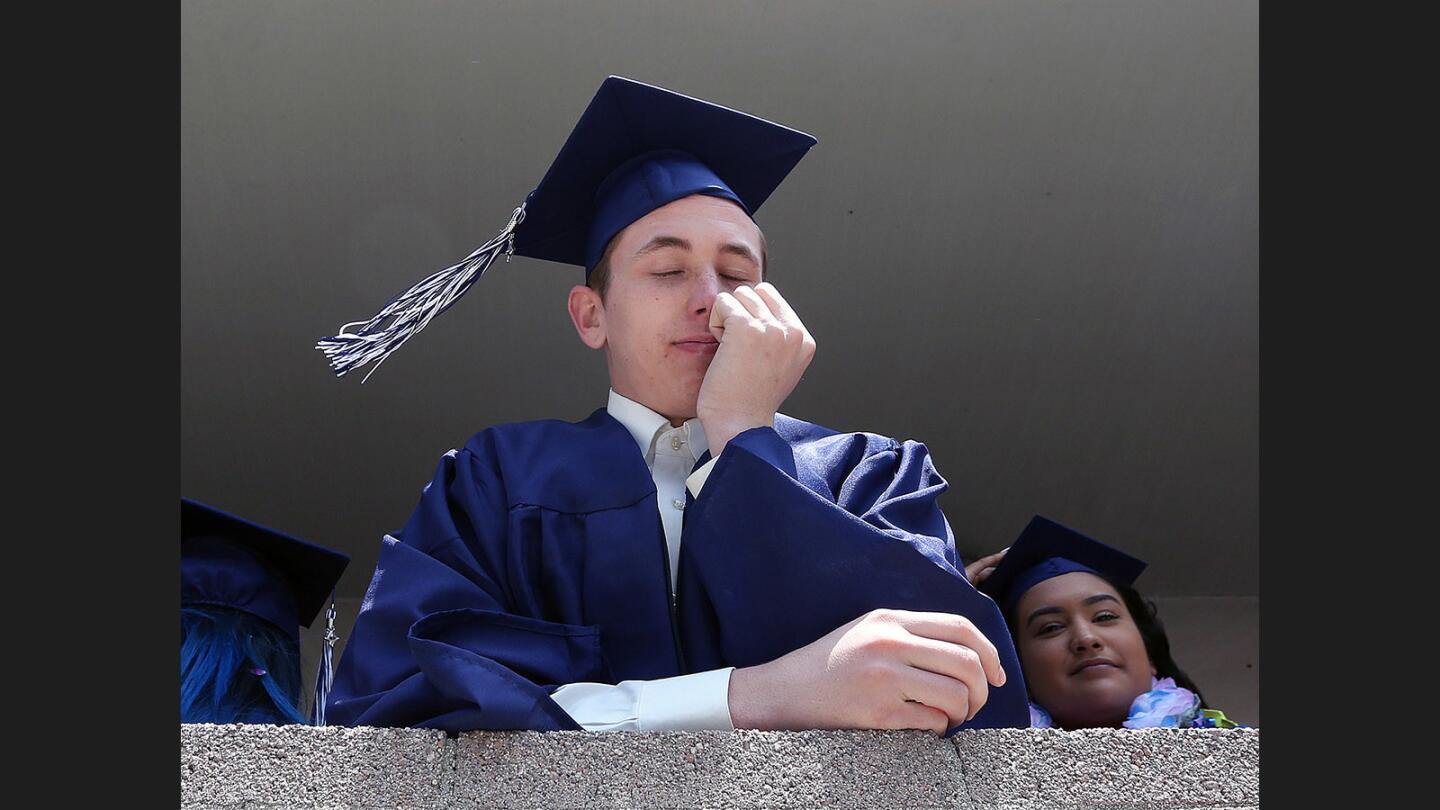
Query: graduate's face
1013 572 1157 729
571 194 764 422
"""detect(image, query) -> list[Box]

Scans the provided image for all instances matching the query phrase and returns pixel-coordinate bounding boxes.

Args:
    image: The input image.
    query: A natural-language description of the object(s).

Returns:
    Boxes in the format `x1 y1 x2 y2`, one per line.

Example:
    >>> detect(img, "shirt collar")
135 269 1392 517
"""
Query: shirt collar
606 388 709 462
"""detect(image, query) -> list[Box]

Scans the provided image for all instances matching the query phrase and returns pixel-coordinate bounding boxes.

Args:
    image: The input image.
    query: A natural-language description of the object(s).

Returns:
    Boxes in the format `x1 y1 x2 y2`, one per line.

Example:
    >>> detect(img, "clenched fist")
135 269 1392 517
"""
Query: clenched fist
728 608 1008 733
697 282 816 454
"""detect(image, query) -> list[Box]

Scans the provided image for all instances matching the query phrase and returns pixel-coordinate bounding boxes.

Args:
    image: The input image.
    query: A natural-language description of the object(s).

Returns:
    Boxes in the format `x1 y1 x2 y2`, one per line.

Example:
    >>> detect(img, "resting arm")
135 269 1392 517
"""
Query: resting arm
677 426 1031 731
327 447 606 731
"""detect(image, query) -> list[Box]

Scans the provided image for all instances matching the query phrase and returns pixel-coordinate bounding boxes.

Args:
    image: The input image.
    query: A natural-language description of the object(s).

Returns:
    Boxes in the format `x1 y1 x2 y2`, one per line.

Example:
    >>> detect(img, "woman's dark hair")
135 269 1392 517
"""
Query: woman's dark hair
1108 579 1207 708
1004 574 1207 708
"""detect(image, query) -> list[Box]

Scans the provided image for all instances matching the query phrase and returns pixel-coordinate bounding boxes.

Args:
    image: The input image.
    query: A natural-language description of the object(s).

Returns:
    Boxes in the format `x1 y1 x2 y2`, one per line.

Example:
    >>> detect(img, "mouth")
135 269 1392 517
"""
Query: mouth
673 336 719 354
1070 658 1120 676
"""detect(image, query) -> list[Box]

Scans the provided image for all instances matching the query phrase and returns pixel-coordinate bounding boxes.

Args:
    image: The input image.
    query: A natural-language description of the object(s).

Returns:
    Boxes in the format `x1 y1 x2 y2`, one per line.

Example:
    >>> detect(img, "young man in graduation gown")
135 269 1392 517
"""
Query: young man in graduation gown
319 77 1031 734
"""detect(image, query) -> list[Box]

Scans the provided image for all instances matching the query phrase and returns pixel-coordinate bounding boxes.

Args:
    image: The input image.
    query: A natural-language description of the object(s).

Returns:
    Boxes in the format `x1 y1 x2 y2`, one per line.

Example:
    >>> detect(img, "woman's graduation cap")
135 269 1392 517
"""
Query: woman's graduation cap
181 498 349 638
181 497 350 723
979 515 1148 616
317 75 818 381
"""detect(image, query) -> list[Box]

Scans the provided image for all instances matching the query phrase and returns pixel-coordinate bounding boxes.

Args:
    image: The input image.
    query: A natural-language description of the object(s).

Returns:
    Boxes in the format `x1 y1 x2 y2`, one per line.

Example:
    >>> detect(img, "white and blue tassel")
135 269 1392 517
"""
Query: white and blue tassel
310 594 339 727
316 204 526 382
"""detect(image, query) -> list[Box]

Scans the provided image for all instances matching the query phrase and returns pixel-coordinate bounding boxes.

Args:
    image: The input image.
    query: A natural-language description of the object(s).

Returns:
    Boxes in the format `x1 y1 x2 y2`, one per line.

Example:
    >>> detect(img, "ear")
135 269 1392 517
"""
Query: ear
567 284 607 350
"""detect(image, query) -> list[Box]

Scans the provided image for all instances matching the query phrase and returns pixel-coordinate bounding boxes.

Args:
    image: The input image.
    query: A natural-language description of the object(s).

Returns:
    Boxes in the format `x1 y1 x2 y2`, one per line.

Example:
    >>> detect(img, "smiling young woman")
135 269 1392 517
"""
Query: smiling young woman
976 516 1238 730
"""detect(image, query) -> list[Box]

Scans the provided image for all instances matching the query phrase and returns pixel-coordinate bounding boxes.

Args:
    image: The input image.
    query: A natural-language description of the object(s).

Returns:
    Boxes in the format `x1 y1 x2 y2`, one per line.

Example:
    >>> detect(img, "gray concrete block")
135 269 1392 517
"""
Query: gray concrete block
952 728 1260 810
450 729 964 809
180 723 450 809
180 724 1259 809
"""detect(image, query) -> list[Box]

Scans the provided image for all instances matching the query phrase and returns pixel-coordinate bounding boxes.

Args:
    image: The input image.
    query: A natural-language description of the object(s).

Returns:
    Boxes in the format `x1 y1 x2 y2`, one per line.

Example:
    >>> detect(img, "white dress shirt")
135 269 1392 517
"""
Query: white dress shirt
546 390 732 731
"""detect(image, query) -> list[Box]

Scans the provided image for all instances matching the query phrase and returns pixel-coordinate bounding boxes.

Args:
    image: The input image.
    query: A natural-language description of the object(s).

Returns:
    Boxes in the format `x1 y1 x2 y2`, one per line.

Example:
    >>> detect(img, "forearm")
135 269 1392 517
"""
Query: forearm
676 432 1031 729
726 660 801 731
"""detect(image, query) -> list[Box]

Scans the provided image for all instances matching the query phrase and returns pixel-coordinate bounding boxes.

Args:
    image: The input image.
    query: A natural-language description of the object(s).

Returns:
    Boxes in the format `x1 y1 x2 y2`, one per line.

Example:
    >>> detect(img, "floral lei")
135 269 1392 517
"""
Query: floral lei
1028 677 1239 729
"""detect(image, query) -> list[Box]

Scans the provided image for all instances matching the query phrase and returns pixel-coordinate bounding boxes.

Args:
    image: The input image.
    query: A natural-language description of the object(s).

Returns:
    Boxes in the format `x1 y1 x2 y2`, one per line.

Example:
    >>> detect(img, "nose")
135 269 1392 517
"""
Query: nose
1072 623 1103 653
687 268 723 318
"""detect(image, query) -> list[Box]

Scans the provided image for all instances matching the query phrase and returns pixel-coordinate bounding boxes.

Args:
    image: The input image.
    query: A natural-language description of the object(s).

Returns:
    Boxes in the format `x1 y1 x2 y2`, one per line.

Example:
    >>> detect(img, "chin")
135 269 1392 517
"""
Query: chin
1046 683 1143 730
1055 701 1133 730
675 392 701 418
672 376 705 403
678 353 715 375
650 386 700 421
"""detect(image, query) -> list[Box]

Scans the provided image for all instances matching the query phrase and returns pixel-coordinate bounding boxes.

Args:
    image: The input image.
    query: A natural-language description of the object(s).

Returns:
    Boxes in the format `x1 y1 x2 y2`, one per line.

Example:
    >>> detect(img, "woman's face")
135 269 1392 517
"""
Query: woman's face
1013 571 1157 729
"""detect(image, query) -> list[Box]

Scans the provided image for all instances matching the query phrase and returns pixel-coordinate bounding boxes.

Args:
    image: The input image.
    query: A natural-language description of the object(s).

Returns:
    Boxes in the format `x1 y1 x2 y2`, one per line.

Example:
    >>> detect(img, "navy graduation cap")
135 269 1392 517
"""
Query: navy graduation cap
979 515 1148 616
181 497 349 639
181 498 350 724
317 75 818 381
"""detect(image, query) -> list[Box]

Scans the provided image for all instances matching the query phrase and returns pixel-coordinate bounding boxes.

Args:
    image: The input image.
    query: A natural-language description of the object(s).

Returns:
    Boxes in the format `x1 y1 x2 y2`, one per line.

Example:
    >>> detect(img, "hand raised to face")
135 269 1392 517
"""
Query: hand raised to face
696 282 816 454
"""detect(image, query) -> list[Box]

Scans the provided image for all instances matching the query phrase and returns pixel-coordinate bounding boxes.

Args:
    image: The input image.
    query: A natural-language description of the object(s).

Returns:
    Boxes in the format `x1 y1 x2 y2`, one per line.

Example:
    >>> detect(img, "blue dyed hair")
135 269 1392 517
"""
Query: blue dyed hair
180 606 305 725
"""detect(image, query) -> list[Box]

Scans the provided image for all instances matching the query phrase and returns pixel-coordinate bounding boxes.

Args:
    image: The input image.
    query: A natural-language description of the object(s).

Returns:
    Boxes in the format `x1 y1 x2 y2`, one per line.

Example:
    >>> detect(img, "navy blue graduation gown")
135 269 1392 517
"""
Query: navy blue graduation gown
327 409 1029 731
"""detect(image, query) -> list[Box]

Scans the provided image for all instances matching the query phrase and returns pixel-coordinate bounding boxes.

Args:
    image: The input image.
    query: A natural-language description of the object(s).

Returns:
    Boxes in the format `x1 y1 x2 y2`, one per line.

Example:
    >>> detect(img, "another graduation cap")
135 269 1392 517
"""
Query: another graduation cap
182 498 349 637
181 497 350 723
979 515 1148 617
316 75 818 381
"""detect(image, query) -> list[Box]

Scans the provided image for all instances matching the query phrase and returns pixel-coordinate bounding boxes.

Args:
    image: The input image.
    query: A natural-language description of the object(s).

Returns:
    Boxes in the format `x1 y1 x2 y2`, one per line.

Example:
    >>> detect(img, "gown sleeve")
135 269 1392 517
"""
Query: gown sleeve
325 446 609 732
676 426 1032 730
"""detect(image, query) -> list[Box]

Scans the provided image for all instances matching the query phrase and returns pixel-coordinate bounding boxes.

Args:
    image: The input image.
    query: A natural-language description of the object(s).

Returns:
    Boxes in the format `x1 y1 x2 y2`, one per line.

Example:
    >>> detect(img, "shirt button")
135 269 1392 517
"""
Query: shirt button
672 498 686 510
670 435 684 451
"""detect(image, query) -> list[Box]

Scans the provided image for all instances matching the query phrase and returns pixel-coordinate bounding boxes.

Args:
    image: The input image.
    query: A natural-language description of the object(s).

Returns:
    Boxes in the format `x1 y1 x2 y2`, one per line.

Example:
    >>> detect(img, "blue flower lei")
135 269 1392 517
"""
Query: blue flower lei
1028 677 1237 729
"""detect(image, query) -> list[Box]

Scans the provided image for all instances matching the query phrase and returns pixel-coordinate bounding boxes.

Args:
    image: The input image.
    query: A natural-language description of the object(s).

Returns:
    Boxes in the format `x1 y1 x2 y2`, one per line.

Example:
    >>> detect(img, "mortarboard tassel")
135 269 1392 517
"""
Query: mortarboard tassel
310 592 339 727
316 203 526 382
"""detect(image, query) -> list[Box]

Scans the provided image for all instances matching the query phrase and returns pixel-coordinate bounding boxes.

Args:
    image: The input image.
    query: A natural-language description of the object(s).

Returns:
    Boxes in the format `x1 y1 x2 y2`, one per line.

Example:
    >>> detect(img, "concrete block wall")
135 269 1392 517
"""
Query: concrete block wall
181 724 1259 809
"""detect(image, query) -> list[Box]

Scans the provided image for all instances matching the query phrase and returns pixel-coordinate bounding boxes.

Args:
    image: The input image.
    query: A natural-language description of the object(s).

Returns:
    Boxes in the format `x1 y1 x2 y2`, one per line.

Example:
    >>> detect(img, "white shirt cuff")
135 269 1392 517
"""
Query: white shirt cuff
550 667 735 732
686 457 720 498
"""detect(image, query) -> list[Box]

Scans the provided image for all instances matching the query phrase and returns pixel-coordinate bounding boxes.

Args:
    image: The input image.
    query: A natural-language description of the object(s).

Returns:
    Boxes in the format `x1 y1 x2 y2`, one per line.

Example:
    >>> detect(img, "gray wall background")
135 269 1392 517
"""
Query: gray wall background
184 1 1258 720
